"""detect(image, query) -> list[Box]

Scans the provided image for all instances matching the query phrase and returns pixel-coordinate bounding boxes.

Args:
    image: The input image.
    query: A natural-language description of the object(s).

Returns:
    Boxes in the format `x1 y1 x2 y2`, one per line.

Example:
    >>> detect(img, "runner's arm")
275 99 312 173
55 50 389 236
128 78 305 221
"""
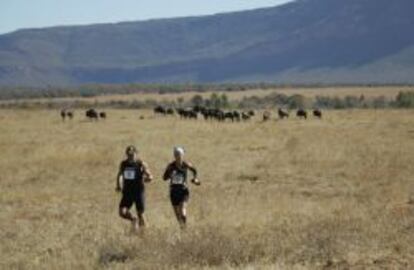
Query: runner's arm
141 161 153 182
186 162 200 185
116 163 123 191
163 164 172 181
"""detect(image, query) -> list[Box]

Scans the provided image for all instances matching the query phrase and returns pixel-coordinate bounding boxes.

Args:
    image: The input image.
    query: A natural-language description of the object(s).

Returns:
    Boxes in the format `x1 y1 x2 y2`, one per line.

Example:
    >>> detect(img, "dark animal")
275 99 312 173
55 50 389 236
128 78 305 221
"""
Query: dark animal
296 109 307 119
201 108 209 120
154 106 166 115
263 111 271 121
99 112 107 119
176 108 185 118
166 108 175 115
193 106 205 113
86 109 99 120
233 111 241 122
224 111 235 122
67 111 74 119
278 108 289 119
214 109 225 121
242 112 251 121
223 111 241 122
177 108 198 119
60 110 66 121
188 110 198 119
61 109 74 121
201 108 224 121
313 109 322 119
248 110 255 117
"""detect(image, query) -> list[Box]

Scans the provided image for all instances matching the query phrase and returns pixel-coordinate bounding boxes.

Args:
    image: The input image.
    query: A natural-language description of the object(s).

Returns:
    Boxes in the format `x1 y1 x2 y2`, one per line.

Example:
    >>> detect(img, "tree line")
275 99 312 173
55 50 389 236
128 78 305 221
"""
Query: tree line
0 83 292 100
0 83 412 101
1 91 413 110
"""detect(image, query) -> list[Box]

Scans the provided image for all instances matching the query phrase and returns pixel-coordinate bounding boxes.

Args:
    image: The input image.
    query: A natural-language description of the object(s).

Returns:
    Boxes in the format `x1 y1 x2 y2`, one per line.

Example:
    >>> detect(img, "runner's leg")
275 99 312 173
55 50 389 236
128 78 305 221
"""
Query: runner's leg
180 202 187 228
119 196 137 229
119 207 136 222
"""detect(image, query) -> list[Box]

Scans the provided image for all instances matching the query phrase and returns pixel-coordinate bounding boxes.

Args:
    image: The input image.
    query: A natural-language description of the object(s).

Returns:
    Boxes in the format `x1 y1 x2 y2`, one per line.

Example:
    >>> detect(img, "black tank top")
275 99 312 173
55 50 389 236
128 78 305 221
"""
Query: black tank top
120 160 144 192
168 162 188 187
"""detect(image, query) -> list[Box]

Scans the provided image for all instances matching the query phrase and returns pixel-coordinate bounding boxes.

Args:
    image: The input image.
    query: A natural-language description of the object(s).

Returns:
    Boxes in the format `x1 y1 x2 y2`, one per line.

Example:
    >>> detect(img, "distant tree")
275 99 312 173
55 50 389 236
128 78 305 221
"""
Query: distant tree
176 97 184 108
287 94 307 109
395 91 414 108
220 93 229 108
190 94 204 107
210 93 221 109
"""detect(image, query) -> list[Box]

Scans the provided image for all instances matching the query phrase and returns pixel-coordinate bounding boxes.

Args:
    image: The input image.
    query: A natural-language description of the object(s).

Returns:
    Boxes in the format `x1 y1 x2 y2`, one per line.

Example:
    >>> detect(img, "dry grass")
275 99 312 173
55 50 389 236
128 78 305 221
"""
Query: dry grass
1 108 414 269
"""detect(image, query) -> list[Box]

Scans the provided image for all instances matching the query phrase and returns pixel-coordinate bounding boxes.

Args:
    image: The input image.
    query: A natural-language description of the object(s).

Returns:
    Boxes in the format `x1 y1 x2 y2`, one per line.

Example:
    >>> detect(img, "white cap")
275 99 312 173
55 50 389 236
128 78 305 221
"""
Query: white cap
174 146 185 156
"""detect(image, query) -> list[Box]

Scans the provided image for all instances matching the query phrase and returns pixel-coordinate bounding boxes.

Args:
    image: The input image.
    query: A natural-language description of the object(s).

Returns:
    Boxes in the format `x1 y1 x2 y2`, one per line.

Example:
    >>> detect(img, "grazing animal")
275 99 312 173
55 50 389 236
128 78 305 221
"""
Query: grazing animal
296 109 308 119
177 108 198 119
67 111 74 119
60 110 66 121
176 108 185 119
154 106 166 115
263 111 271 121
202 109 224 121
222 111 241 122
166 108 175 115
242 112 251 121
278 108 289 119
233 111 241 122
313 109 322 119
61 109 74 121
224 111 235 122
99 112 107 119
248 110 255 117
188 110 198 119
193 106 205 113
215 110 225 121
86 109 99 120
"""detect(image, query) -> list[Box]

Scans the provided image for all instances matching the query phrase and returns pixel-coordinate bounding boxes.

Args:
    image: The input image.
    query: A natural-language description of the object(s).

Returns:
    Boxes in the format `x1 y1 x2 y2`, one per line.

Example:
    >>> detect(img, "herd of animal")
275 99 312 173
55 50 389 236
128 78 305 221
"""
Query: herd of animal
60 108 107 121
166 106 256 122
154 105 323 121
60 106 322 122
278 108 322 119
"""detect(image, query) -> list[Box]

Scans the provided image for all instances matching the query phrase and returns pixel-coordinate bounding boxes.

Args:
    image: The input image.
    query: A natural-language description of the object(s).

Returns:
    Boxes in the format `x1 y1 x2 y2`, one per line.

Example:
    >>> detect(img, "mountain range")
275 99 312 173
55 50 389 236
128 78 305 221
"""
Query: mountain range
0 0 414 86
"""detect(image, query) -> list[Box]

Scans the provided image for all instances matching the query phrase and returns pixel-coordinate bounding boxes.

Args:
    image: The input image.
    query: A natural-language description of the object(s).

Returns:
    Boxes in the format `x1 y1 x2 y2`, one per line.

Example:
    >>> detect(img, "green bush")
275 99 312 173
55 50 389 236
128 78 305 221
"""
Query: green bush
395 91 414 108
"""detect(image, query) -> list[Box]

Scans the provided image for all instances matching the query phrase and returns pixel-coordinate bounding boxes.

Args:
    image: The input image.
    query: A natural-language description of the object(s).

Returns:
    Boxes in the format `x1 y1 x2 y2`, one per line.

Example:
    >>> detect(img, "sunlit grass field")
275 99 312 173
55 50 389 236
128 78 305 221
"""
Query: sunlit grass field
1 107 414 269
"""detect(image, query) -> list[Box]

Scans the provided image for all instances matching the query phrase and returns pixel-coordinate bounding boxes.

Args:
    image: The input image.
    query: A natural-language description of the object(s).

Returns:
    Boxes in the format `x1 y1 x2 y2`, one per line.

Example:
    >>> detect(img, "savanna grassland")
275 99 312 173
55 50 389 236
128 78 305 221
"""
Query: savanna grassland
1 106 414 269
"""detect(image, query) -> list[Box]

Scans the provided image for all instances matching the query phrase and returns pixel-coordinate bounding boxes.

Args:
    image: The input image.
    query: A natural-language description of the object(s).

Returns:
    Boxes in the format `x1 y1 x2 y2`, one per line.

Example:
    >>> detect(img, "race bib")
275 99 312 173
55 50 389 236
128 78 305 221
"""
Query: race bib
123 168 136 180
171 173 185 185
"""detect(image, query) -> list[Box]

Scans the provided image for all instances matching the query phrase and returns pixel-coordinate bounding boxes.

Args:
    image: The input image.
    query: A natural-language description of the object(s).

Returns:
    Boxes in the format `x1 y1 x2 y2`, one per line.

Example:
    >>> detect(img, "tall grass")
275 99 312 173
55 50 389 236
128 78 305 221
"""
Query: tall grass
1 109 414 269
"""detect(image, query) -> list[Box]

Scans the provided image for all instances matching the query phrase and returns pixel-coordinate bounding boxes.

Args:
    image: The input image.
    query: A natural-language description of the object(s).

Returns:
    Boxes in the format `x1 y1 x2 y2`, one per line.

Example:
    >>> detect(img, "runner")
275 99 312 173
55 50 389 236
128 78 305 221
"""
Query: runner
163 146 200 229
116 145 153 231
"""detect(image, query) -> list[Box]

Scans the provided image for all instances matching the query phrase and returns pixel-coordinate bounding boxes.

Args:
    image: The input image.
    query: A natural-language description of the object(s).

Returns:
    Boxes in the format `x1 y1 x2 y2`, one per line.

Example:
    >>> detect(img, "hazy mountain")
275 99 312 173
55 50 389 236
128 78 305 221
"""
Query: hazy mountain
0 0 414 86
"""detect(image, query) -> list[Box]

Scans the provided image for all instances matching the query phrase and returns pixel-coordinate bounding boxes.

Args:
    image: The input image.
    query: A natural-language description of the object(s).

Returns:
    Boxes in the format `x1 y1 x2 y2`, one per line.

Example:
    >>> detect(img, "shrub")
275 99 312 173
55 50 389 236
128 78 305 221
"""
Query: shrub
395 91 414 108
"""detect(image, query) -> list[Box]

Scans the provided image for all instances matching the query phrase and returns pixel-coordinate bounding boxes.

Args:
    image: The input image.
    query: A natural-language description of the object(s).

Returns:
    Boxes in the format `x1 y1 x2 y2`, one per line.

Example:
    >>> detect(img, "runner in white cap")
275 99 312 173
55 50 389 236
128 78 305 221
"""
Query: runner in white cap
163 146 200 229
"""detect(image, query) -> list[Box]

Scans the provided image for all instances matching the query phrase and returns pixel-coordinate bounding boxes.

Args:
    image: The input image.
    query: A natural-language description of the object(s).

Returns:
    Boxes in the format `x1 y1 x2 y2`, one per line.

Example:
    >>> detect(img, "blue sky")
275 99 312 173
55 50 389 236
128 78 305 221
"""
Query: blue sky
0 0 292 34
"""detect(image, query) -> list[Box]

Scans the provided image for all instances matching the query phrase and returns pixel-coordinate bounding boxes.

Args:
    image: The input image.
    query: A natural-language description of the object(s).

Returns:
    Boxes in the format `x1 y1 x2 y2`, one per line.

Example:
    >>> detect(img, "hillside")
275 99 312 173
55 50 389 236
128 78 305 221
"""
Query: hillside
0 0 414 86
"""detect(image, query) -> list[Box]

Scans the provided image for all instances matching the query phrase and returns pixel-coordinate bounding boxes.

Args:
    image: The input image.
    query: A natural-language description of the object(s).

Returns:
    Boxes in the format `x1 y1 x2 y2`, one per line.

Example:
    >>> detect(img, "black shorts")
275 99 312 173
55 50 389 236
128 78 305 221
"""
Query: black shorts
170 186 189 206
119 190 145 213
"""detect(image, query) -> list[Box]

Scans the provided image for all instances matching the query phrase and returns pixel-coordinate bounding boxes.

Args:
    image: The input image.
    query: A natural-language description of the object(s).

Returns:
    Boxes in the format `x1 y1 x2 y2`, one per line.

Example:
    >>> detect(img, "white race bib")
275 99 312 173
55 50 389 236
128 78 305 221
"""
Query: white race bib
123 169 136 180
171 173 185 185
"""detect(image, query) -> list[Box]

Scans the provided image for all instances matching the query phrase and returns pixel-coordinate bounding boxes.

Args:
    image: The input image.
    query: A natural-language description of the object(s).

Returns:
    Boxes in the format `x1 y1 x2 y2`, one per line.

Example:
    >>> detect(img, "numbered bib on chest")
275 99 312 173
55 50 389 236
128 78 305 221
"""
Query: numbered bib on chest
123 168 136 180
171 172 185 185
